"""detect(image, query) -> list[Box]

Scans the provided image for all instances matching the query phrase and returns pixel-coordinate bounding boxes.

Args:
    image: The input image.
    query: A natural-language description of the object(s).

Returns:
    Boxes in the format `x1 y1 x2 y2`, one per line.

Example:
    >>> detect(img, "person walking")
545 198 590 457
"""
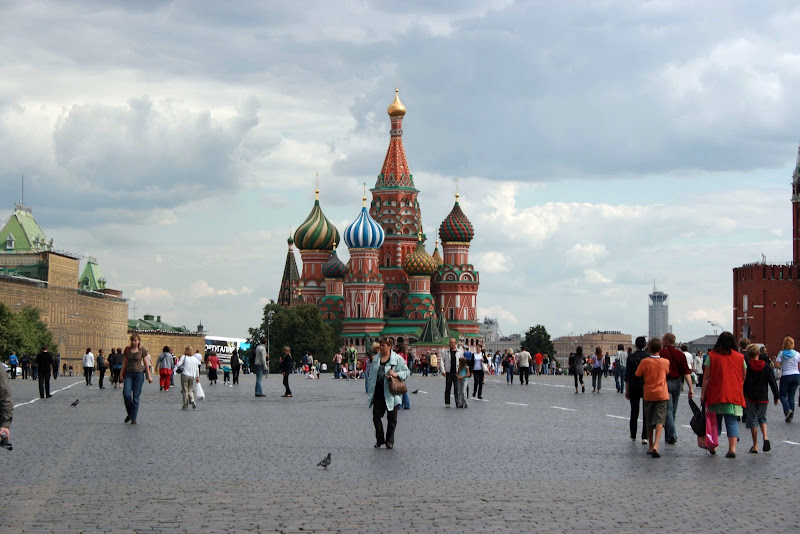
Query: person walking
253 338 268 397
776 336 800 423
230 347 241 385
743 344 779 453
367 337 409 449
625 337 649 443
471 345 486 399
503 352 515 385
591 347 603 393
614 344 627 393
429 351 438 376
96 349 108 389
109 348 124 389
693 351 704 387
207 351 220 385
20 353 30 380
0 363 13 445
156 346 174 392
635 337 670 458
364 343 377 394
701 332 746 457
571 347 585 393
659 333 694 445
51 352 60 380
279 346 293 397
333 350 343 379
82 348 95 386
175 346 200 410
395 343 411 409
7 352 17 380
120 333 153 424
456 356 470 408
35 346 53 399
516 348 531 385
441 338 463 406
31 355 38 381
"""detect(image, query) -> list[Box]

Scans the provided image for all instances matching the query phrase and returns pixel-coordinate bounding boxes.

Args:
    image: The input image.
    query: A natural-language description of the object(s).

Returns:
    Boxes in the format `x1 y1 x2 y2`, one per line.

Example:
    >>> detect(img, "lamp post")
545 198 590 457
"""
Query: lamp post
707 321 723 335
267 310 275 359
54 313 79 368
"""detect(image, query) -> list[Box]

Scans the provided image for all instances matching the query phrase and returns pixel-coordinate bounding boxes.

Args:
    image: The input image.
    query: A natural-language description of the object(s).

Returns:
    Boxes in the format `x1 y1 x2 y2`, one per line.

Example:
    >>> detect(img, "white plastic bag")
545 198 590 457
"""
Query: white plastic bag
194 381 206 401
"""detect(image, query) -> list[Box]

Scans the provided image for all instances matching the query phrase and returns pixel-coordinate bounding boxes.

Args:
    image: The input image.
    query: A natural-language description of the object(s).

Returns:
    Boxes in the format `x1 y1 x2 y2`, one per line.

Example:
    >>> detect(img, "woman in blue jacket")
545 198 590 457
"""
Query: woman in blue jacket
368 337 409 449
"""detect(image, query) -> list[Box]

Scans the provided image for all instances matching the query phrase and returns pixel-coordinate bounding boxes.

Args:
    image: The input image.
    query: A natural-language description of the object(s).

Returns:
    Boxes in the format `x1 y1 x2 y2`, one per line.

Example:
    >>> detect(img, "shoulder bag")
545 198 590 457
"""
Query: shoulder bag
388 364 407 395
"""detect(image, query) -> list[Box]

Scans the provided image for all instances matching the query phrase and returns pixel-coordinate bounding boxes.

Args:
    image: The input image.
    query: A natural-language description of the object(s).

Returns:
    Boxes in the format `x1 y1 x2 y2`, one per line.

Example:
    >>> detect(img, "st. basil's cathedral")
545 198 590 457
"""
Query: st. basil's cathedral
277 90 482 353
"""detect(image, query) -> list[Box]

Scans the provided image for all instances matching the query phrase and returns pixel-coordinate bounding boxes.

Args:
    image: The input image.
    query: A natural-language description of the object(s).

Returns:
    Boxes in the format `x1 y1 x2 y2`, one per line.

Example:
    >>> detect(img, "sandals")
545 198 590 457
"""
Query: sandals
749 447 758 454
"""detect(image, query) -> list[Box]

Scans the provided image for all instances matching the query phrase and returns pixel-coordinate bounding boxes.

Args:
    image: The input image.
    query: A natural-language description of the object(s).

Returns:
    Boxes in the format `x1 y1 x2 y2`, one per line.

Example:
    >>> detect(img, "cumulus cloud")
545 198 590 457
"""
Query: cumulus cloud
473 251 513 273
478 304 518 327
188 280 253 298
565 243 608 267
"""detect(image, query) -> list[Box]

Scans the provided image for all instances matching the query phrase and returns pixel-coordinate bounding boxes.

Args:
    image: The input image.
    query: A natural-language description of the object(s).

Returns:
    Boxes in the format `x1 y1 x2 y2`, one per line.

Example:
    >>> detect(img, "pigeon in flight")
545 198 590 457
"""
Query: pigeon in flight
70 399 79 407
317 453 331 470
412 389 419 394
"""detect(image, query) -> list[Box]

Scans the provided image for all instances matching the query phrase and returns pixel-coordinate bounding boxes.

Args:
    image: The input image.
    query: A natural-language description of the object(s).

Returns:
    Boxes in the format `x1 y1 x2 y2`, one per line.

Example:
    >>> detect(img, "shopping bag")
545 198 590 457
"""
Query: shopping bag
194 381 206 401
704 408 718 449
688 398 705 437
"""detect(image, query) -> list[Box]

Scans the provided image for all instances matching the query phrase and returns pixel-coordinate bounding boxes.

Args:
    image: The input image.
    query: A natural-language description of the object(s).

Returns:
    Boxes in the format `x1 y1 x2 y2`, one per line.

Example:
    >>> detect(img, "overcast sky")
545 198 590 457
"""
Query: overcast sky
1 0 799 344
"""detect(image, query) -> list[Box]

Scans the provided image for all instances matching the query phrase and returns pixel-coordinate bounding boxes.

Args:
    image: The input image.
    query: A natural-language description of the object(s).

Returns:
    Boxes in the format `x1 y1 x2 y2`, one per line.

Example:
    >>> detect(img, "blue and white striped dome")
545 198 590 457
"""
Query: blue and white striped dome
344 205 385 249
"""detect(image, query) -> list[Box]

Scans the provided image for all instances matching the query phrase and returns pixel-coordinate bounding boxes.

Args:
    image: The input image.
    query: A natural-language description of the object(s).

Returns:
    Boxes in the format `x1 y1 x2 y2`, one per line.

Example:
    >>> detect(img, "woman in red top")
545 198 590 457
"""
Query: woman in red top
701 332 746 458
207 351 220 385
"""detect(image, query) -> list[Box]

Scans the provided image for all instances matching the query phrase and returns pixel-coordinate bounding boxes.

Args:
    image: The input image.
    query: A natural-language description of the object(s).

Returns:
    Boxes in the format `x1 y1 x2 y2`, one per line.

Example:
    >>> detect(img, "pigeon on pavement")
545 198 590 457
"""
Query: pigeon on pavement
317 453 332 470
412 389 419 394
70 399 79 407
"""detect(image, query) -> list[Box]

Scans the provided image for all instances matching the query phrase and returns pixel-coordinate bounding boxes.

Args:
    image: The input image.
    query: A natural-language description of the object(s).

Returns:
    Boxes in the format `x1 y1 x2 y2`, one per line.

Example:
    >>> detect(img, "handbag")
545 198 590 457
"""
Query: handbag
194 381 205 401
704 407 718 449
174 356 185 376
388 365 407 395
688 398 705 437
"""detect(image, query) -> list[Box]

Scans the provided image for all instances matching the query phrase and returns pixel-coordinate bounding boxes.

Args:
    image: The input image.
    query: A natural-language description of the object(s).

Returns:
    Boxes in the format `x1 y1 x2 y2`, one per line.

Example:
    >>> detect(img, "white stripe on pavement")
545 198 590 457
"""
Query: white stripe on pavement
14 380 82 408
606 415 627 420
551 406 577 411
505 402 528 406
784 440 800 445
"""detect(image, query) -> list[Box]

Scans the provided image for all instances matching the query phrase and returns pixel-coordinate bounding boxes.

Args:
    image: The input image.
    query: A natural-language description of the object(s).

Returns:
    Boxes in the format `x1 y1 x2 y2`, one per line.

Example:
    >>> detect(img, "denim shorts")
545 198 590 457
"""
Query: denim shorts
744 401 768 428
715 413 740 438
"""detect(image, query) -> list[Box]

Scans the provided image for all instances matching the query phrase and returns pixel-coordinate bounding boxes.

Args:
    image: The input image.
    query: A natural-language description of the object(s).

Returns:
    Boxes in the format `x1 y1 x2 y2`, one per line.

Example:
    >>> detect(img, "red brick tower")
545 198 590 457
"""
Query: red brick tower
369 89 422 317
793 145 800 265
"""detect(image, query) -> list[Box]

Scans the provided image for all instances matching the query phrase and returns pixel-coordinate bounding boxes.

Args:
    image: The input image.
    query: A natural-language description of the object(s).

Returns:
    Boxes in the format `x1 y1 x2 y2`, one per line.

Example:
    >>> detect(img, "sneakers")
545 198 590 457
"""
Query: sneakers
191 400 196 409
786 410 794 423
763 439 771 452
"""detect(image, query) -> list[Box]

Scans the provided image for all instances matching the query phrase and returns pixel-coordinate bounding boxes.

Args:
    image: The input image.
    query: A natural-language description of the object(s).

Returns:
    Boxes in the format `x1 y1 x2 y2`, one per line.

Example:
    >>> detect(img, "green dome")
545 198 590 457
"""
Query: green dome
294 198 340 251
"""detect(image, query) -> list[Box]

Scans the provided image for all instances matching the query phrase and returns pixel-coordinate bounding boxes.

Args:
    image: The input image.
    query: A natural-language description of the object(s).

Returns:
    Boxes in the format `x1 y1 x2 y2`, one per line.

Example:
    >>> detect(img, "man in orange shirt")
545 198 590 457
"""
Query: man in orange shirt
635 338 671 458
534 352 543 376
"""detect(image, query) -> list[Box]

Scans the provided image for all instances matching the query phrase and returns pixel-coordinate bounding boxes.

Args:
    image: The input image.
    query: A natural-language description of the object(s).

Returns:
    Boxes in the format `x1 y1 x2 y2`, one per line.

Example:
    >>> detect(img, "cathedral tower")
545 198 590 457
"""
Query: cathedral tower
293 186 340 305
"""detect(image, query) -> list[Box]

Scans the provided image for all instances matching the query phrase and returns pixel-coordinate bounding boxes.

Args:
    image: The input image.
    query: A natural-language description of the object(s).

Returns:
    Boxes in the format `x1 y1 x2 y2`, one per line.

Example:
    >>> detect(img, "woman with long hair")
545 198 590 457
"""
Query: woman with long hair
175 346 200 410
776 336 800 422
701 332 746 457
279 346 293 397
591 347 603 393
120 333 153 424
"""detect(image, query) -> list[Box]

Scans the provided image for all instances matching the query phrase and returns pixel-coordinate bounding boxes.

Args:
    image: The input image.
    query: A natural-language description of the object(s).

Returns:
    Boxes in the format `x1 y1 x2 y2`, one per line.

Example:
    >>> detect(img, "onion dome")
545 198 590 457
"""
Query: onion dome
432 240 443 265
294 189 340 250
344 196 385 249
403 234 438 276
387 88 406 117
321 244 347 278
439 193 474 243
287 235 294 246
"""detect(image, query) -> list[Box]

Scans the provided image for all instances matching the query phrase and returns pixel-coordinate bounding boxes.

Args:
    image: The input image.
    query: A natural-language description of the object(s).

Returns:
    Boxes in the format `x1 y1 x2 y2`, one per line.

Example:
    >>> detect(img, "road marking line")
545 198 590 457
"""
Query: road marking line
13 380 82 408
472 398 489 402
606 415 626 420
784 440 800 445
551 406 577 411
531 382 571 388
506 402 528 406
416 390 428 395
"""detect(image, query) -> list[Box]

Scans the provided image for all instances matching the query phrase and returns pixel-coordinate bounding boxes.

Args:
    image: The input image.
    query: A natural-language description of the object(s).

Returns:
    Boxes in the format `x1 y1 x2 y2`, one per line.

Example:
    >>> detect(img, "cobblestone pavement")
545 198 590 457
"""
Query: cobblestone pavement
2 372 799 533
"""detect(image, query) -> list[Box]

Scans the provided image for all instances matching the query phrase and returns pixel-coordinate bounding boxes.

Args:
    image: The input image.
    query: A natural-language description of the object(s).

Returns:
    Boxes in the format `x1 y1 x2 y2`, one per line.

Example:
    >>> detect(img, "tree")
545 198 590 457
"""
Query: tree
521 324 555 360
0 302 56 362
248 301 340 373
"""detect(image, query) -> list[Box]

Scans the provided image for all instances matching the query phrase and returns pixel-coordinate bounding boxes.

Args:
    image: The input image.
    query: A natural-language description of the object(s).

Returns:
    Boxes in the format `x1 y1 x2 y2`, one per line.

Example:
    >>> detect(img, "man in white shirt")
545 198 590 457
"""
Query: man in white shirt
516 349 531 385
614 344 628 393
471 345 486 399
681 344 694 391
82 348 95 386
440 338 464 406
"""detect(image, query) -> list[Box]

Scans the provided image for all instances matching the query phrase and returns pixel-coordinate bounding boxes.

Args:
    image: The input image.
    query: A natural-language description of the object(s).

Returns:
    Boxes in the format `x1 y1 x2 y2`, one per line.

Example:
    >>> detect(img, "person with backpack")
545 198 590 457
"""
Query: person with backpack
156 346 174 392
625 337 649 443
571 347 585 394
96 349 108 389
743 344 779 453
776 336 800 423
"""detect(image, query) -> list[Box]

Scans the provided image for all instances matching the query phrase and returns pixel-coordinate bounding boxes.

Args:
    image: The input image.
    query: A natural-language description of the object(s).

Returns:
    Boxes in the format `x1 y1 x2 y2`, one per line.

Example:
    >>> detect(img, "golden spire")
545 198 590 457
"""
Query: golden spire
315 172 320 200
455 176 460 202
387 88 406 117
362 181 367 207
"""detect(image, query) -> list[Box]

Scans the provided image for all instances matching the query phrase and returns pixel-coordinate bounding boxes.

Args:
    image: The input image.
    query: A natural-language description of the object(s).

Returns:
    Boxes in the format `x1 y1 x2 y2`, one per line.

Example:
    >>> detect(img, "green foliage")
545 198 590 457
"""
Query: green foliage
248 301 340 373
0 302 56 361
521 324 555 359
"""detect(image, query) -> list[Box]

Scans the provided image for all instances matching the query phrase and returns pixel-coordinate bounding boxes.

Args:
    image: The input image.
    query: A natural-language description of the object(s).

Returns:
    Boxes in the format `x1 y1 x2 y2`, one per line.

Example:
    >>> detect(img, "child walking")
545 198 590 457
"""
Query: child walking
456 357 471 408
222 364 232 386
743 345 779 453
635 338 670 458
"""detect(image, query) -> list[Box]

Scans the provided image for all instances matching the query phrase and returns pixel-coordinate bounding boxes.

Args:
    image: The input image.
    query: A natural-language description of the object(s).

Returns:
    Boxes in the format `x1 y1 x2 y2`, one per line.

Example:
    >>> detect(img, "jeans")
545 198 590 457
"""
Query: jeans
779 374 800 415
123 372 145 422
52 365 58 379
401 391 410 409
180 374 196 408
232 366 240 384
282 372 292 395
615 366 626 392
334 362 341 379
715 413 740 439
445 372 457 404
22 364 28 379
591 368 602 390
455 379 468 407
84 366 93 385
9 365 16 379
97 368 106 388
373 391 398 445
32 366 38 380
38 370 51 397
254 366 264 395
505 367 514 384
628 390 647 440
472 369 484 397
665 377 682 441
542 362 549 375
364 371 370 392
519 366 530 384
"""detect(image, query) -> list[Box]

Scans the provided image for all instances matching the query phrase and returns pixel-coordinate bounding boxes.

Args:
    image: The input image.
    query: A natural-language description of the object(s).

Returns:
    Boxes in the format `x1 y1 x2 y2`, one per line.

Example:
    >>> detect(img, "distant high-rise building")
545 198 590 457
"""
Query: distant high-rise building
649 286 670 339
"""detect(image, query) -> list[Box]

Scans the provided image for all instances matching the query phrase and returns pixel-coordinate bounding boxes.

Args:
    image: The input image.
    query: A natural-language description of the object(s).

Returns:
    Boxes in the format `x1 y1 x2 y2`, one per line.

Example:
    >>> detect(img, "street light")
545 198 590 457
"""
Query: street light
267 310 275 358
707 321 723 335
